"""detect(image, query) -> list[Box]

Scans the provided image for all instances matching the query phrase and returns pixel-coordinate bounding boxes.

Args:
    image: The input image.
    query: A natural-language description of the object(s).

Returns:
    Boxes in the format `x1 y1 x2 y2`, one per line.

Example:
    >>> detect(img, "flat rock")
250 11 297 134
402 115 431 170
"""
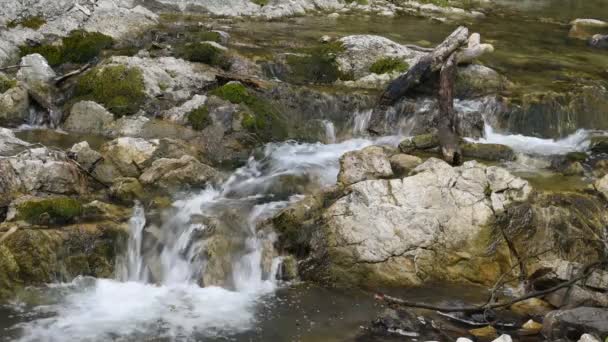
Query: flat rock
337 145 393 186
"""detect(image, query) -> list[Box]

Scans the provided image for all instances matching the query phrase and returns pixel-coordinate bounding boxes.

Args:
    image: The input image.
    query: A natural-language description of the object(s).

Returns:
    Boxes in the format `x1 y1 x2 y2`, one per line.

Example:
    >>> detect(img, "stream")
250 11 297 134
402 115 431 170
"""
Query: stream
1 0 607 340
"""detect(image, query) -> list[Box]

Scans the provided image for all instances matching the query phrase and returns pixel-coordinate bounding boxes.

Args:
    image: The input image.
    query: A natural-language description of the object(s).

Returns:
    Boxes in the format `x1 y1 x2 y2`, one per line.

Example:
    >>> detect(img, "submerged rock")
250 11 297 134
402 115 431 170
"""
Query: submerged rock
542 307 608 340
461 142 516 162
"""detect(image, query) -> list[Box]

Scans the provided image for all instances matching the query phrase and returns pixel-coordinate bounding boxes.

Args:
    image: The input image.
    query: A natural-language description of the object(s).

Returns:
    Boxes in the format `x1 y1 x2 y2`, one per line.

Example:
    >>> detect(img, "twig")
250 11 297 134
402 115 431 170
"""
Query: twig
375 259 607 313
53 63 92 85
68 159 110 188
0 65 28 71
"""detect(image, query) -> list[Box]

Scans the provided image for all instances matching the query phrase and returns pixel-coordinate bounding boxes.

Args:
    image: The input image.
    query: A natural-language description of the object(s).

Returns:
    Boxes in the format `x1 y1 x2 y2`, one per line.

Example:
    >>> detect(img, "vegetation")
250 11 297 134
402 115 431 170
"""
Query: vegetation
75 65 146 118
20 30 113 67
0 75 17 94
187 105 212 131
178 42 231 69
251 0 269 5
16 198 83 225
418 0 451 7
210 82 287 141
369 57 409 74
285 42 351 84
7 15 46 30
344 0 368 4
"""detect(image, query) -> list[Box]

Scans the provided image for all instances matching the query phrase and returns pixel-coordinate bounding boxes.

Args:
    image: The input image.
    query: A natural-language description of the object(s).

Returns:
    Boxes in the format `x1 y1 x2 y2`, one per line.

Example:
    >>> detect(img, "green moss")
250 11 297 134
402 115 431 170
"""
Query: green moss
344 0 368 5
7 16 46 30
75 65 146 118
251 0 269 5
178 42 231 69
0 245 20 300
16 198 83 225
369 57 409 74
419 0 450 7
19 30 113 67
187 105 211 131
195 31 222 43
0 75 17 94
211 82 287 141
285 42 349 84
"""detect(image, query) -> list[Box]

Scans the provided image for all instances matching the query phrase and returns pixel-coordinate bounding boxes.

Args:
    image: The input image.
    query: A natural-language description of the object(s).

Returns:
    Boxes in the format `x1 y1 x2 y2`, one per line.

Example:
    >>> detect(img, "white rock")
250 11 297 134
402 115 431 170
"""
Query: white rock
100 137 159 177
492 335 512 342
578 333 601 342
0 127 30 156
64 101 115 135
337 145 393 186
16 53 56 85
456 338 473 342
570 19 608 27
163 95 208 124
328 12 340 18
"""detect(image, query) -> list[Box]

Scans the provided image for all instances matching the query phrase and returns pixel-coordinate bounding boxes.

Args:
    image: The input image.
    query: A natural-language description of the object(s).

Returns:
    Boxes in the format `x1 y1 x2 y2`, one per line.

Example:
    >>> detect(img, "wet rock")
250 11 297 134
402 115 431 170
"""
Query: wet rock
99 137 159 177
590 136 608 154
399 133 439 153
368 308 427 338
64 101 115 135
545 285 608 309
337 145 393 186
578 333 602 342
532 259 608 291
139 155 219 191
456 64 507 98
279 255 298 281
389 153 423 177
6 195 83 225
588 34 608 49
522 320 544 334
569 19 608 40
0 127 30 156
492 335 513 342
301 158 531 287
510 298 554 317
110 177 145 205
592 159 608 178
542 307 608 340
82 200 131 222
470 325 498 339
461 142 516 162
456 338 473 342
561 161 585 176
336 35 424 80
0 85 30 126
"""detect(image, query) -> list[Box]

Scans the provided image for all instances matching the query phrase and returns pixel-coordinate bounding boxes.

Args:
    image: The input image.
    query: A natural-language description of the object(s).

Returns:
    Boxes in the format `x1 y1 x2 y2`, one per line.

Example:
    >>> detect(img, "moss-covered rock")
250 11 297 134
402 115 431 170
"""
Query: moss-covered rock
20 30 113 67
210 82 287 141
15 197 83 225
187 105 211 131
178 42 231 69
7 16 46 30
0 74 17 94
461 142 516 161
75 65 145 118
369 57 409 75
284 42 349 84
399 133 439 153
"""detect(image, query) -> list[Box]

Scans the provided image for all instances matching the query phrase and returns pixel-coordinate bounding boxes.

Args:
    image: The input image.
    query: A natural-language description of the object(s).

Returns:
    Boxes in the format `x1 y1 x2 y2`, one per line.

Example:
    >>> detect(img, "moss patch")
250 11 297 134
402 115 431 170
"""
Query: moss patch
75 65 146 118
16 198 83 225
20 30 113 67
251 0 269 5
369 57 409 74
0 75 17 94
7 16 46 30
210 82 287 141
178 42 230 69
285 42 350 84
187 105 211 131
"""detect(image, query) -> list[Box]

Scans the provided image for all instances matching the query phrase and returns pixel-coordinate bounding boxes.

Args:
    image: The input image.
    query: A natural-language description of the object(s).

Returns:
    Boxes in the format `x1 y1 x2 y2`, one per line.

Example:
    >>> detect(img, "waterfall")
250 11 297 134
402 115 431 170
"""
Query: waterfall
322 120 337 144
120 203 148 282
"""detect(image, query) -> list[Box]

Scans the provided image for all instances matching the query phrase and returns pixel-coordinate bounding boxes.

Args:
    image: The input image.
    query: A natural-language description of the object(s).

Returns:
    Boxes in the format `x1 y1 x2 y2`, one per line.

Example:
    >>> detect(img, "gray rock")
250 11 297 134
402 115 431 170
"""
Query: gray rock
594 174 608 200
545 285 608 309
461 142 516 161
0 127 30 156
162 95 208 124
0 86 30 126
83 4 158 40
389 153 423 177
64 101 115 135
69 141 103 172
139 155 219 191
589 34 608 49
542 307 608 340
110 177 144 205
16 54 56 85
99 137 159 177
337 145 393 186
578 333 601 342
456 64 507 98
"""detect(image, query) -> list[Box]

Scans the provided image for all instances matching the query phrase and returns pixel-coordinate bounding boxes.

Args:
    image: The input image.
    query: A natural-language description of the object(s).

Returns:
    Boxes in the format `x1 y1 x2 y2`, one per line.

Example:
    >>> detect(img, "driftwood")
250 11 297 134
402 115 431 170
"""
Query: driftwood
368 26 469 137
437 53 461 165
54 63 92 85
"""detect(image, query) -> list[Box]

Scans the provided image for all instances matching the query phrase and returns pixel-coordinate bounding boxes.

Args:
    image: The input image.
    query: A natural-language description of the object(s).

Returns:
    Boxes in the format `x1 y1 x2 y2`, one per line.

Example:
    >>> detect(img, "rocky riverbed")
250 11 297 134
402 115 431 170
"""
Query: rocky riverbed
1 0 608 341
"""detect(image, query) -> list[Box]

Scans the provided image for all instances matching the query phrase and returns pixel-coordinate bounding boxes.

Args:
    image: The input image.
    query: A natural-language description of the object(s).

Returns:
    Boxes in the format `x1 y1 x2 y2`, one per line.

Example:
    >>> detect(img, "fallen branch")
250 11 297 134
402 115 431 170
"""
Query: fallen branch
54 63 92 85
437 52 461 165
0 65 28 71
375 259 607 313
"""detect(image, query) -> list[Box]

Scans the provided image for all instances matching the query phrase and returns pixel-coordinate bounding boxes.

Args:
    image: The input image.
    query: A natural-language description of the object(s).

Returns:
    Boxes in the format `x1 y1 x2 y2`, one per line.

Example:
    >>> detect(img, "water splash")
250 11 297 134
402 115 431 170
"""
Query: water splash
468 124 591 156
322 120 337 144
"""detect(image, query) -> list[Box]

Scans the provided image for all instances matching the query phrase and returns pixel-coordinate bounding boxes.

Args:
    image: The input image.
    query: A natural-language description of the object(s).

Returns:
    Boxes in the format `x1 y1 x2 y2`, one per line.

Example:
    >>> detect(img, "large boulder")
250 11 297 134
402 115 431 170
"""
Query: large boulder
455 64 507 98
461 142 516 161
542 307 608 341
292 158 532 287
0 85 29 126
337 145 393 186
63 101 115 134
139 155 219 191
99 137 159 178
0 127 30 156
83 3 158 40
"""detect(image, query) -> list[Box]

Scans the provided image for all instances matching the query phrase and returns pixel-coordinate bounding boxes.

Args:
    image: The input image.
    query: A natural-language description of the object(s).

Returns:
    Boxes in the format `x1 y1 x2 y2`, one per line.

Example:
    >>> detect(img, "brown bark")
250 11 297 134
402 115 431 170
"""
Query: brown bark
368 26 469 135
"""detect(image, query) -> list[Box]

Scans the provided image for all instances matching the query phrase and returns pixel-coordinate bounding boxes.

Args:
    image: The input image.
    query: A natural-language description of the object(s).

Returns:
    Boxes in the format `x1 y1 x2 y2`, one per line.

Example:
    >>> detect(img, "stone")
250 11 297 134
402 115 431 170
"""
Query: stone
99 137 159 177
162 94 208 124
532 259 608 291
589 34 608 49
297 158 531 287
389 154 423 177
399 134 439 153
456 64 506 98
578 333 601 342
16 53 56 85
562 161 585 176
510 298 554 317
64 101 115 134
461 142 516 161
470 325 497 339
545 285 608 308
336 35 424 80
280 255 298 281
522 320 543 334
139 155 219 191
83 4 158 40
0 85 30 126
456 338 473 342
492 335 513 342
69 141 103 171
337 145 393 186
590 136 608 154
0 127 30 156
110 177 145 205
542 307 608 340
